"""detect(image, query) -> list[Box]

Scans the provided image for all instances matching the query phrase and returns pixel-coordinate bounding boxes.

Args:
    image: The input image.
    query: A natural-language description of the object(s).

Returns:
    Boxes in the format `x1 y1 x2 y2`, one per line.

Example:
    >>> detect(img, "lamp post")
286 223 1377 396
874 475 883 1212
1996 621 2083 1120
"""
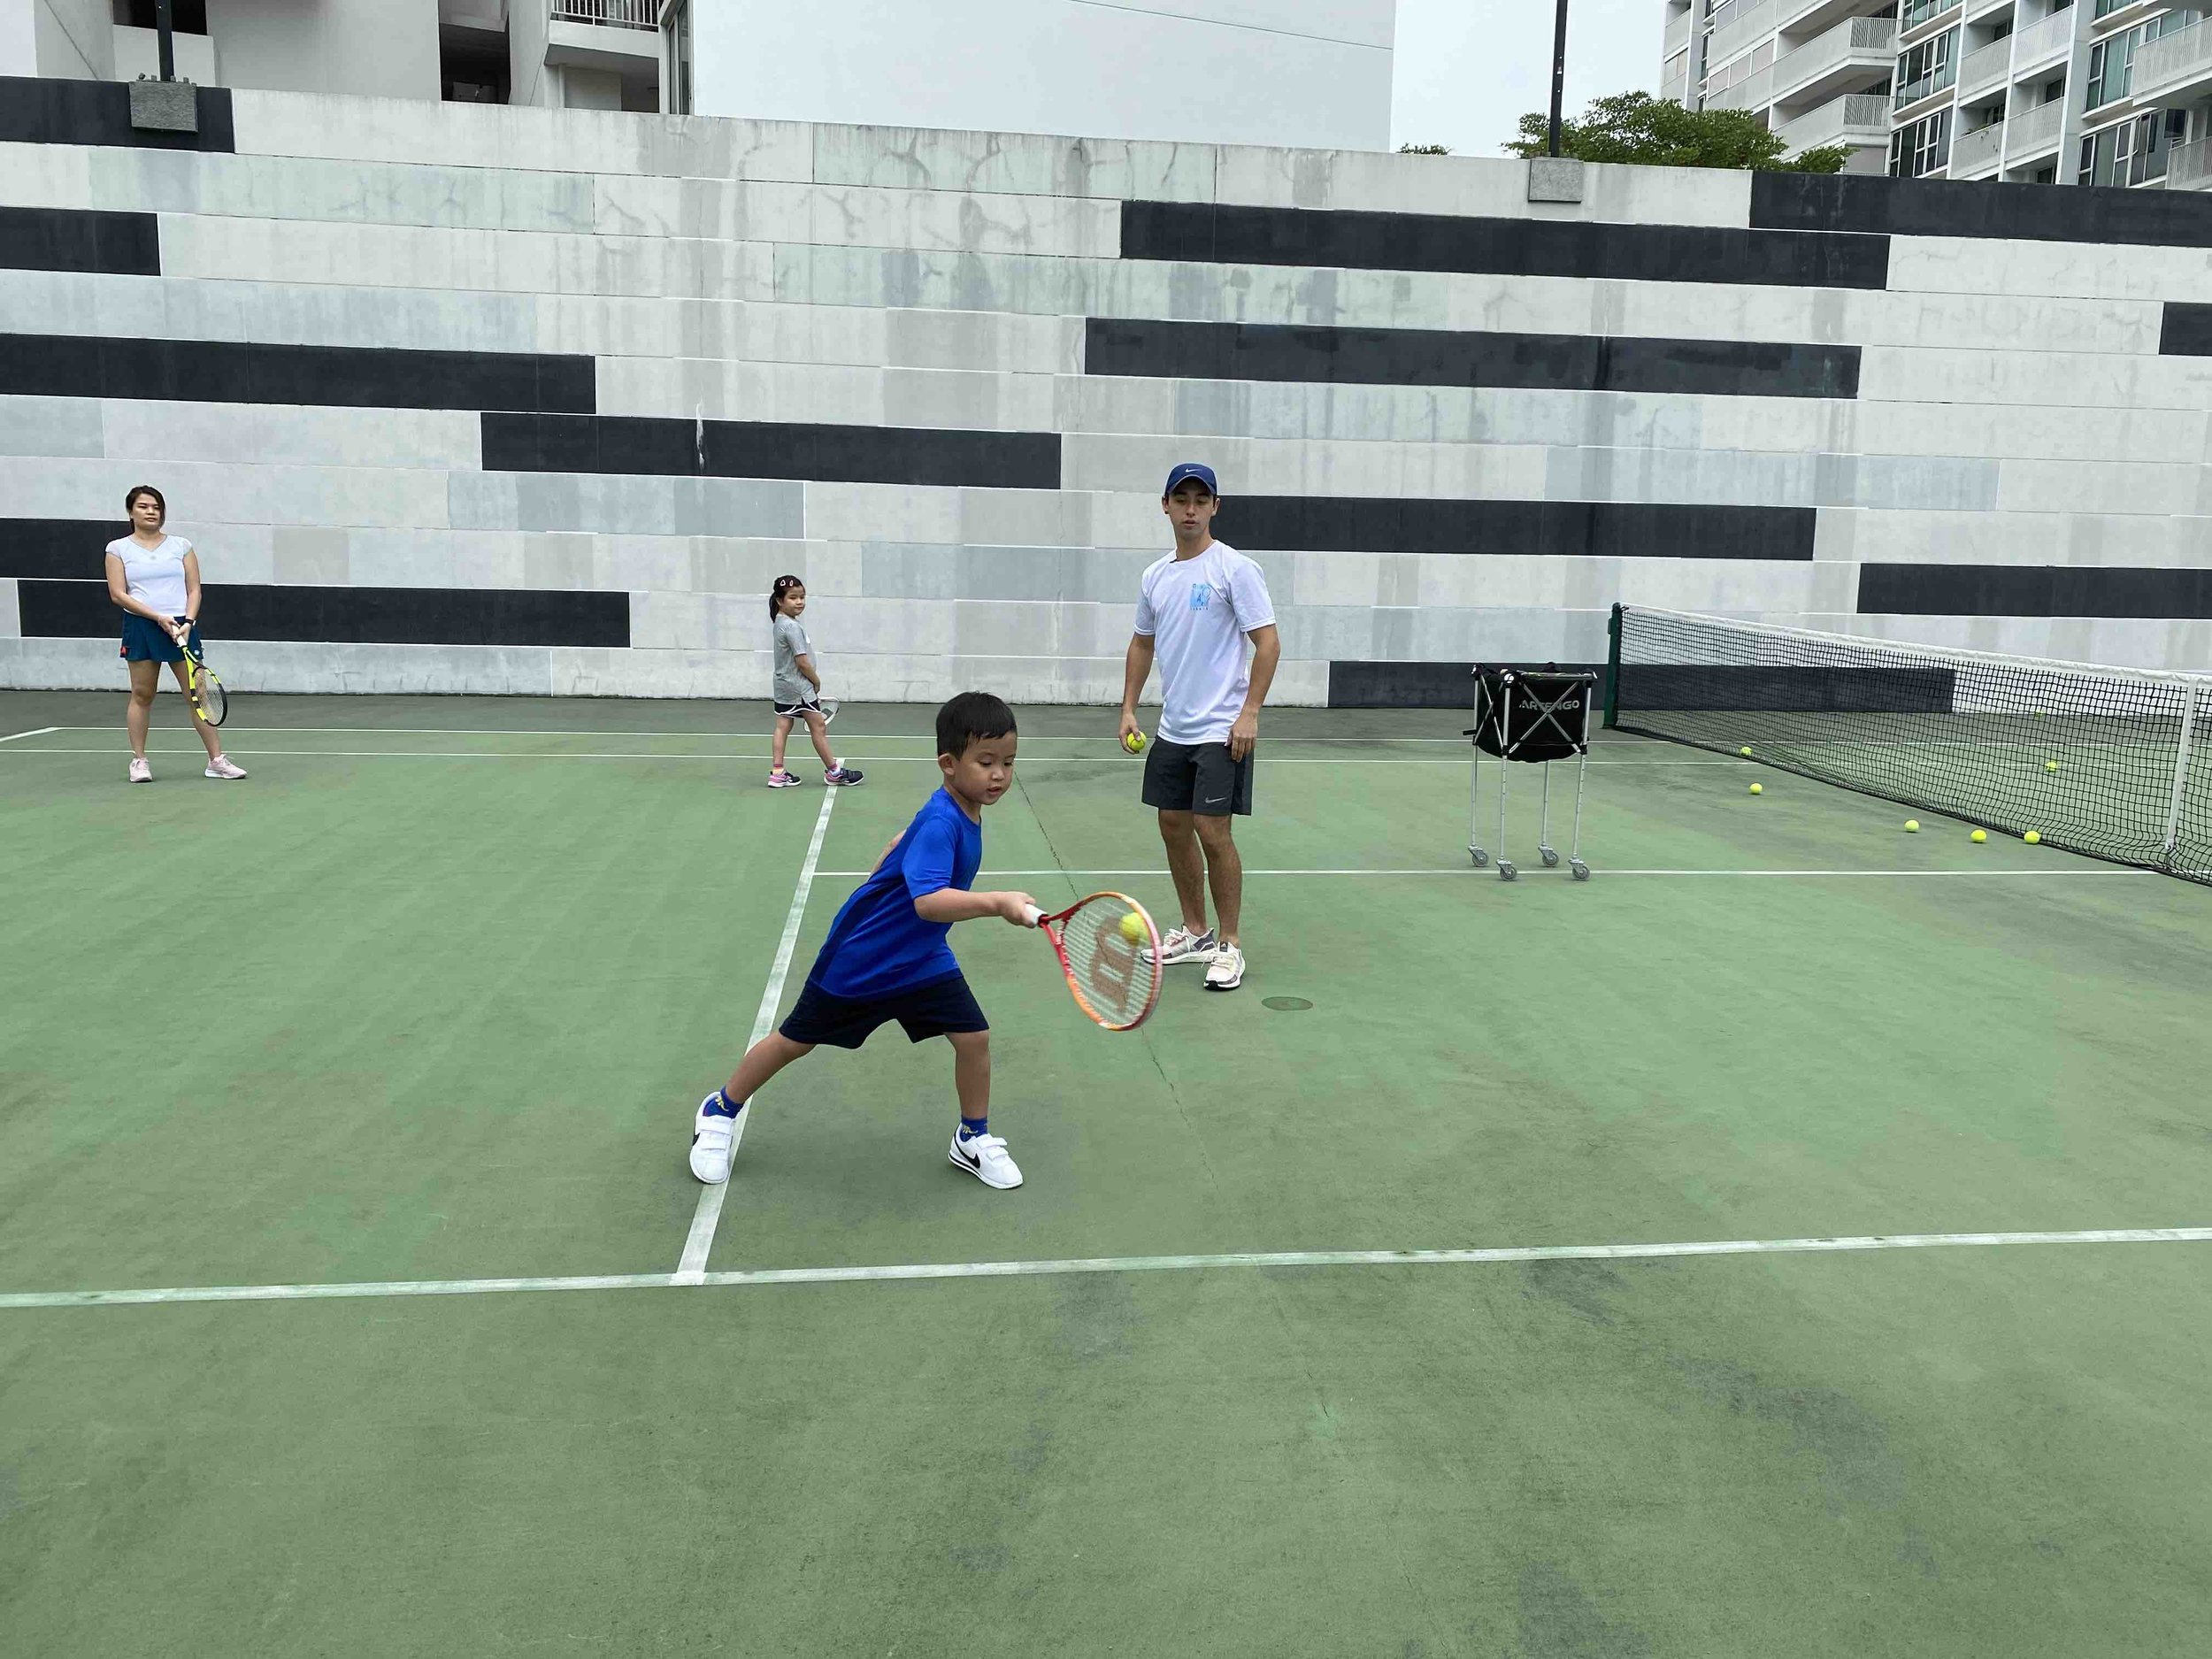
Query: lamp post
156 0 175 81
1548 0 1571 157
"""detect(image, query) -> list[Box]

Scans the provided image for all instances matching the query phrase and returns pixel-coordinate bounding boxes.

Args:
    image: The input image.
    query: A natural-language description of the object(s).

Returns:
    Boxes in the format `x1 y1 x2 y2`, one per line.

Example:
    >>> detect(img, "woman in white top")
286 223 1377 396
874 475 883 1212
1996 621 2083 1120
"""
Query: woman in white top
104 485 246 783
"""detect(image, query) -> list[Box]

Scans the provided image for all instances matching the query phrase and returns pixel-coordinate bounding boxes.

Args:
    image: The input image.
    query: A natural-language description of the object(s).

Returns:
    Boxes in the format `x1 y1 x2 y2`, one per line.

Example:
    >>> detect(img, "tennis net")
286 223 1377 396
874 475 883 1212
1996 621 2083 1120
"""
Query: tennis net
1606 604 2212 883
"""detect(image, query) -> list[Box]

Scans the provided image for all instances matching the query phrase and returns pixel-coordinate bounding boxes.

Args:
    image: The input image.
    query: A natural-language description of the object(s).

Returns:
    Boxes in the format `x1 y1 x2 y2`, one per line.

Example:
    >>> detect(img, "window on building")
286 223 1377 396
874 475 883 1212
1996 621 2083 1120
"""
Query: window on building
1901 0 1960 28
2081 108 2189 183
2089 12 2205 109
1890 109 1953 175
1894 27 1960 107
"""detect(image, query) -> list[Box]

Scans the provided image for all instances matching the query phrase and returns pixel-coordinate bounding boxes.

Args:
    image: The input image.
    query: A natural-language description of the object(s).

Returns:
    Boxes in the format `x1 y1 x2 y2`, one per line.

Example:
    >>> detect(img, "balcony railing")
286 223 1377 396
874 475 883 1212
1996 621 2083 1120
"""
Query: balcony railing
1776 91 1892 151
2010 7 2077 72
2170 134 2212 187
1707 64 1776 111
1709 0 1778 69
2009 95 2066 154
2136 18 2212 103
1949 118 2006 173
551 0 657 29
1665 6 1693 58
1957 35 2012 97
1772 14 1899 98
1899 0 1962 38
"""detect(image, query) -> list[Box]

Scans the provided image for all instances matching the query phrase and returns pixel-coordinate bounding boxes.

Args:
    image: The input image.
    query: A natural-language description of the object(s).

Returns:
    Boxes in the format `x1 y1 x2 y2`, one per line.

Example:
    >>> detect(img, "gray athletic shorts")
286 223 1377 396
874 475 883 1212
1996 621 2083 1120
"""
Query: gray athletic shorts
1141 737 1254 818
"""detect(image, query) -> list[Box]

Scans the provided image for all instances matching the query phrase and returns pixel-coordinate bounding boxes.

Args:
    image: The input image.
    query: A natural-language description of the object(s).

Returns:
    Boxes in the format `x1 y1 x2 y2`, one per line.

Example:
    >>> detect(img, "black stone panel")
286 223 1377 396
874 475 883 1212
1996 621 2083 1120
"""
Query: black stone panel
1085 318 1860 398
0 206 160 275
481 413 1064 488
19 580 630 648
1120 199 1891 288
0 334 595 412
2159 303 2212 357
1326 660 1606 709
1752 171 2212 248
1216 497 1816 560
1858 564 2212 619
0 519 133 580
0 76 235 151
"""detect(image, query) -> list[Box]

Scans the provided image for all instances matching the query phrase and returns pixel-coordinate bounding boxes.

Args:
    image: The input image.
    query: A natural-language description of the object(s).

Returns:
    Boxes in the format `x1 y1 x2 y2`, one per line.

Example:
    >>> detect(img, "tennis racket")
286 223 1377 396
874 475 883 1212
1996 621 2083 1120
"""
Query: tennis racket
818 697 839 726
1020 892 1163 1032
177 630 227 727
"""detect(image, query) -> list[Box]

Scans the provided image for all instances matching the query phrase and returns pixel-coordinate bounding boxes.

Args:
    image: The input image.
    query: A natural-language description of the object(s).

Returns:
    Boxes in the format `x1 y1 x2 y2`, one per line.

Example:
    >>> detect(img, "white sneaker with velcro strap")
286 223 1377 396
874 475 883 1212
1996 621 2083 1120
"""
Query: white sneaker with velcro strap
1149 926 1217 967
949 1130 1023 1189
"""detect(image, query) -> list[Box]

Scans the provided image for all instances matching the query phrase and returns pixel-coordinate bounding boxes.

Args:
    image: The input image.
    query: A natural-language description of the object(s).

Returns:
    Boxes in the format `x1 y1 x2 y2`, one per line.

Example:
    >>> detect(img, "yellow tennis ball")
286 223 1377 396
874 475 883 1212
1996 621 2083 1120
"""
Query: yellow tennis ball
1118 911 1148 943
1970 829 1987 843
1904 819 1919 833
1123 730 1147 754
2024 830 2041 845
1747 782 1763 795
2045 759 2058 772
1739 747 1752 757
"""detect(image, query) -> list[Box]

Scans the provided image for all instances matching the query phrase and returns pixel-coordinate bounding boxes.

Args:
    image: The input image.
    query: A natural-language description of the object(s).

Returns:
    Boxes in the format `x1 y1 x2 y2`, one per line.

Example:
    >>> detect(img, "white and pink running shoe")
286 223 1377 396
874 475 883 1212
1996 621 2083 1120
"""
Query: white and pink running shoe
128 757 152 784
204 756 247 780
766 769 801 787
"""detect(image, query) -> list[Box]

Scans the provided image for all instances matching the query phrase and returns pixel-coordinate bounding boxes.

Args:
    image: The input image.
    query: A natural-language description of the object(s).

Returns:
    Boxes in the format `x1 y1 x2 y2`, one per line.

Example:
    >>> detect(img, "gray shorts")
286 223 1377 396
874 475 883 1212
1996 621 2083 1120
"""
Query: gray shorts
1141 737 1254 818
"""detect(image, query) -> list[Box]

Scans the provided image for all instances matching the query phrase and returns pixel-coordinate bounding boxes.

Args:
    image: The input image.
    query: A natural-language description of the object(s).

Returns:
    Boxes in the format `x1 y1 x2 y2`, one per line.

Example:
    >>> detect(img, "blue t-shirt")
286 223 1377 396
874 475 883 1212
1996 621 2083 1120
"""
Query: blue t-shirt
810 787 983 999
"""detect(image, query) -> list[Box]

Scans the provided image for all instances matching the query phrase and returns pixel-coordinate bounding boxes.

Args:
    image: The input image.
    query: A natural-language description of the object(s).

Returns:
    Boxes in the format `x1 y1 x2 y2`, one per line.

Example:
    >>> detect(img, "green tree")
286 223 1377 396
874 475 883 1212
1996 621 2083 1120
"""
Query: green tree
1506 90 1848 173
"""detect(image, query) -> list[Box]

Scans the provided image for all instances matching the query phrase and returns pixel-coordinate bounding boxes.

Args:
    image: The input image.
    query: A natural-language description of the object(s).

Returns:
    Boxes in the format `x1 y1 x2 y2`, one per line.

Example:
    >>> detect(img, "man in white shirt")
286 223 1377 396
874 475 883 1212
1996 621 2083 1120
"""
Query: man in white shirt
1117 463 1280 993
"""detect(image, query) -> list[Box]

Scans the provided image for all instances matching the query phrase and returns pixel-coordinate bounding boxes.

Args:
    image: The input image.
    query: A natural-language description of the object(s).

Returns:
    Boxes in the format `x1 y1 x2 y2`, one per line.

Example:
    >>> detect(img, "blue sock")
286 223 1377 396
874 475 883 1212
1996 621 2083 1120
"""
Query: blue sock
958 1116 987 1141
705 1090 742 1118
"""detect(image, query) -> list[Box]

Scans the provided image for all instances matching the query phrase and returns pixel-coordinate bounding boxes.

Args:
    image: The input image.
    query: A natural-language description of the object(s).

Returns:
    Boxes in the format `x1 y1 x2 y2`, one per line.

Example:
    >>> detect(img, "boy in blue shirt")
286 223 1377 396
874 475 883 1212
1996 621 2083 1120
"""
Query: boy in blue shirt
689 692 1038 1190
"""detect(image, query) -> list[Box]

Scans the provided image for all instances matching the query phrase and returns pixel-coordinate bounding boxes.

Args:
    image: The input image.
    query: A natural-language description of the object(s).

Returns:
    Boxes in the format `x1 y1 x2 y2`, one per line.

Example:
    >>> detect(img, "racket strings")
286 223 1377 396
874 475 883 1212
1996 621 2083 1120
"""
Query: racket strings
1056 899 1156 1029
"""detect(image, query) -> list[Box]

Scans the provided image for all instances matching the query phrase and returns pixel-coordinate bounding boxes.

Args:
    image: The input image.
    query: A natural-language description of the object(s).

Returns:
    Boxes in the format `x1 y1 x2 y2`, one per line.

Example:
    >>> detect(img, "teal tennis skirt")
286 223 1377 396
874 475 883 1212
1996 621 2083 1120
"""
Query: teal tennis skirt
119 614 200 664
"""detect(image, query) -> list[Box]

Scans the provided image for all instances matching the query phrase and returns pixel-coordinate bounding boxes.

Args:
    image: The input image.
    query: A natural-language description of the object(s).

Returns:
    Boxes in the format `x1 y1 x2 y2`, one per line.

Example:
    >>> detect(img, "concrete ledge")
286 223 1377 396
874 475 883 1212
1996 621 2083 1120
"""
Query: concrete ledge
1526 156 1586 204
129 79 199 134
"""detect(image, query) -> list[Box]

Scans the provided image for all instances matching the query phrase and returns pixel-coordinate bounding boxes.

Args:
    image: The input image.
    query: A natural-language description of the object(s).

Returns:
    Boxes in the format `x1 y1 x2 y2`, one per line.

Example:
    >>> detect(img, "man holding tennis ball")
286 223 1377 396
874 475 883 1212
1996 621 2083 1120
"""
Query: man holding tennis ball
1118 463 1281 993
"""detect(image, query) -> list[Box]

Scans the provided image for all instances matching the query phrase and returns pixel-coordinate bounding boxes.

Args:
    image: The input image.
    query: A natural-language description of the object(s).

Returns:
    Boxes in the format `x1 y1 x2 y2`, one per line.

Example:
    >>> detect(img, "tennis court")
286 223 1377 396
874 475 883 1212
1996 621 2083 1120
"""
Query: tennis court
4 686 2210 1656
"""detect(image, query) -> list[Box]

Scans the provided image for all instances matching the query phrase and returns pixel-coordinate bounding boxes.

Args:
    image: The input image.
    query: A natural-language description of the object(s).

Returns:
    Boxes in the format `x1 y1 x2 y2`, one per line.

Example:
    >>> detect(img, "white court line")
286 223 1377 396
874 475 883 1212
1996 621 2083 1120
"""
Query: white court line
675 785 838 1284
0 726 60 743
812 866 2142 880
43 726 1488 744
4 1226 2207 1310
0 746 1732 767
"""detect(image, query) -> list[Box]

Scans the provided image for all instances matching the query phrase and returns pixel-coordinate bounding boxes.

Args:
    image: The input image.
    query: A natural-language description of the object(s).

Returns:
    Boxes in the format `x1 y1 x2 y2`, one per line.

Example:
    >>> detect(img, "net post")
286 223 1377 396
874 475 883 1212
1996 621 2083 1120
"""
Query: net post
2164 681 2200 872
1602 603 1623 729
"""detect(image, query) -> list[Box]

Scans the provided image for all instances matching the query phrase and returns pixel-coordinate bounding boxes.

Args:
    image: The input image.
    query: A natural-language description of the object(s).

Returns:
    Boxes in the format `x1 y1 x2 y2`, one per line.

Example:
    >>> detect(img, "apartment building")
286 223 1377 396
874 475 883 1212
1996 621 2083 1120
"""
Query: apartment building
1664 0 2212 187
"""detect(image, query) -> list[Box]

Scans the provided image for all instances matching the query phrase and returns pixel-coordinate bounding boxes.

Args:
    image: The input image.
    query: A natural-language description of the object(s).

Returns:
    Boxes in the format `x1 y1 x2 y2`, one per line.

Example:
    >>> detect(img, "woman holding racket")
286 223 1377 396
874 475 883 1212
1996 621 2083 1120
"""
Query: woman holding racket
766 574 862 789
104 485 245 784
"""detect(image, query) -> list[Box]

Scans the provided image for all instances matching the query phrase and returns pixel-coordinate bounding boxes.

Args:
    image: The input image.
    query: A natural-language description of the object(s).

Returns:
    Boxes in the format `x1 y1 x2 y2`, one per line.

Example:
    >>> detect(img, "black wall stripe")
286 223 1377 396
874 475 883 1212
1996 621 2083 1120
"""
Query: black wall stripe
2158 303 2212 357
0 519 131 580
1119 199 1890 289
1085 318 1860 399
481 413 1062 488
1752 172 2212 249
1217 498 1815 560
1326 660 1605 710
0 334 595 413
19 580 629 649
0 207 160 276
0 76 234 151
1859 565 2212 619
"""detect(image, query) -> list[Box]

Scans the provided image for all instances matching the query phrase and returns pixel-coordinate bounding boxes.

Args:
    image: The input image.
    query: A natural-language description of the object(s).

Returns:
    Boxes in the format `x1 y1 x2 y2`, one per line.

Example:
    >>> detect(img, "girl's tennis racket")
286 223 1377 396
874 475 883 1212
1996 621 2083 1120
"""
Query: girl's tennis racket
178 633 228 726
1021 892 1163 1032
818 697 839 726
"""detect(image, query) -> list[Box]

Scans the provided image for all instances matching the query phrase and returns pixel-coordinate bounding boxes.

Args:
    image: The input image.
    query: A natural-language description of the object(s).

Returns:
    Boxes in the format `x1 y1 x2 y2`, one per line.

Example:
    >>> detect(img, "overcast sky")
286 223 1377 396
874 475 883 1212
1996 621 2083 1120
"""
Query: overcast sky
1390 0 1662 156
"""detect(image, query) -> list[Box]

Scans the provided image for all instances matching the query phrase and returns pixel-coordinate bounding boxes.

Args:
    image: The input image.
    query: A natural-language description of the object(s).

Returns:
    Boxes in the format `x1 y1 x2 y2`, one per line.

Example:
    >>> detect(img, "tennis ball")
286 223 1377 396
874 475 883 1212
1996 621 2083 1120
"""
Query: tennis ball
2045 759 2058 772
1739 747 1753 757
2024 830 2042 845
1123 730 1147 754
1970 829 1987 843
1904 819 1920 833
1748 782 1763 795
1118 911 1148 943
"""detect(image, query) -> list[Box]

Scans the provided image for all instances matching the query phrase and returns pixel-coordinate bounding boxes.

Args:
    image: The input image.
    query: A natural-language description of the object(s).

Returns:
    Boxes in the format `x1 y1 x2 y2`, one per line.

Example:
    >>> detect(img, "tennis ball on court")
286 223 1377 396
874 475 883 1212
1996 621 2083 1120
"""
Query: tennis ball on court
1970 829 1987 844
1905 819 1920 833
1748 782 1763 795
1118 911 1148 943
1123 730 1147 754
2024 830 2042 845
1739 747 1752 757
2045 759 2059 772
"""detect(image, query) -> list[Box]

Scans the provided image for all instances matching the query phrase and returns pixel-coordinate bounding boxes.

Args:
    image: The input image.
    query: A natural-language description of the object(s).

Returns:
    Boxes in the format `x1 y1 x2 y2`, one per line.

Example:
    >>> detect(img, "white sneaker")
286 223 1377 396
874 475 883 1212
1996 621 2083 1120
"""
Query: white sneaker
128 757 152 783
689 1093 746 1184
204 755 247 780
1204 942 1245 992
1150 926 1217 966
949 1131 1023 1189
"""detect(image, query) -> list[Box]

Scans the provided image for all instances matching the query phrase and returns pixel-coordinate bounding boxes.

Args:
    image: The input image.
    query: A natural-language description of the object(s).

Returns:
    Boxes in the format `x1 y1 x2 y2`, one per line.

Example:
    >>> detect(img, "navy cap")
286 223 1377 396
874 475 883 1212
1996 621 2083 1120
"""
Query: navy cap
1163 462 1218 497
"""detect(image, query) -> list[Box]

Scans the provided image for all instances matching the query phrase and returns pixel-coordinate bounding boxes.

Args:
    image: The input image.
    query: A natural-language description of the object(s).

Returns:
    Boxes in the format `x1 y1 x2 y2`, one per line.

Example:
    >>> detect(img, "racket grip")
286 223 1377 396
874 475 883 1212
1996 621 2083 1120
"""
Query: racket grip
1021 904 1043 927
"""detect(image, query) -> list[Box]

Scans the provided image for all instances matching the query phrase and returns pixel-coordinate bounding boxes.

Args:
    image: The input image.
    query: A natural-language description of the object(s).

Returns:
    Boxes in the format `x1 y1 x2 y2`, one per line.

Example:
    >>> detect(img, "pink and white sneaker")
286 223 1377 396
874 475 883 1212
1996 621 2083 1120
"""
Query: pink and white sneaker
128 757 152 784
766 769 801 787
204 755 247 780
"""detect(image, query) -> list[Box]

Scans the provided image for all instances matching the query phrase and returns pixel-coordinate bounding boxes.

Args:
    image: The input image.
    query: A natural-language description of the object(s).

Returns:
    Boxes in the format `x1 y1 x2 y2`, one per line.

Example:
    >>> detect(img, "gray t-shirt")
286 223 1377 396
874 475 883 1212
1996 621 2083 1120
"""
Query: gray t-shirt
772 612 814 704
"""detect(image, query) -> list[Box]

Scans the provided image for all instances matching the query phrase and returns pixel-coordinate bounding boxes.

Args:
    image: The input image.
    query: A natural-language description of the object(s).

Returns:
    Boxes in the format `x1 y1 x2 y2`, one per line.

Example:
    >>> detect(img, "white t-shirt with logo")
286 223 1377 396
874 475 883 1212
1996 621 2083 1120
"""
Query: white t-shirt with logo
1133 540 1277 747
108 534 193 618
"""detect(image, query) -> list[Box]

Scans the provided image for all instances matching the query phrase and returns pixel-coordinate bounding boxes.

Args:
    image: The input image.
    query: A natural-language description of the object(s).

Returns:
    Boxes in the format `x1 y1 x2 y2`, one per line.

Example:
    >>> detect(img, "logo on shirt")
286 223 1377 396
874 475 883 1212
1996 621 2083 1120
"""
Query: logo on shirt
1187 583 1214 611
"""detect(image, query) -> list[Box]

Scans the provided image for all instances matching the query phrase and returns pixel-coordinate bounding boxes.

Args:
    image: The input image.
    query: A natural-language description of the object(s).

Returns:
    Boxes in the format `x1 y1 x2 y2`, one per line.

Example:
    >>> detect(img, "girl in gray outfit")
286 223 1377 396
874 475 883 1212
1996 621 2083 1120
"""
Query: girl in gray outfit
768 574 863 788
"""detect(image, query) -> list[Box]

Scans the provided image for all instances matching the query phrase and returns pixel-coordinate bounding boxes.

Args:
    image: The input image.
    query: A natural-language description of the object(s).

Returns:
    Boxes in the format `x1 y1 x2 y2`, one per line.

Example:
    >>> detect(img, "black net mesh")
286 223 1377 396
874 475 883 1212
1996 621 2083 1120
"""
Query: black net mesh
1609 605 2212 883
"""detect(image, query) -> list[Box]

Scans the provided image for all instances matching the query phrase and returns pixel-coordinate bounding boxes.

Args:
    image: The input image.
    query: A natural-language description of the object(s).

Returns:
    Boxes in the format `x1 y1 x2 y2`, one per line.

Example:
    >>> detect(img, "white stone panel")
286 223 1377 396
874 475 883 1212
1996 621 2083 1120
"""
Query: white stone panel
807 126 1216 203
0 396 104 458
1887 235 2212 303
98 403 480 470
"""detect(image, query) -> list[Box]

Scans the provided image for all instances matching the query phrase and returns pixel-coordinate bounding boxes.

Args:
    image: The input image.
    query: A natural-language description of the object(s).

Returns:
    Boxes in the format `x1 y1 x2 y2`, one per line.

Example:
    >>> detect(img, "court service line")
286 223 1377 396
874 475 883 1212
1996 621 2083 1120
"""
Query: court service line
4 1226 2207 1311
0 726 60 743
675 784 838 1284
0 746 1734 767
47 726 1487 745
812 866 2143 880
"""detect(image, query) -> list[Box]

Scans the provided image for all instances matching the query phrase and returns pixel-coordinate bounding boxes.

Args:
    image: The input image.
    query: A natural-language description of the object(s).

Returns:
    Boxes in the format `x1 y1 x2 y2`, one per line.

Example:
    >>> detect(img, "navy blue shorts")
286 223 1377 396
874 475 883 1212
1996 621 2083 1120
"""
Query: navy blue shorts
779 972 988 1048
119 614 201 664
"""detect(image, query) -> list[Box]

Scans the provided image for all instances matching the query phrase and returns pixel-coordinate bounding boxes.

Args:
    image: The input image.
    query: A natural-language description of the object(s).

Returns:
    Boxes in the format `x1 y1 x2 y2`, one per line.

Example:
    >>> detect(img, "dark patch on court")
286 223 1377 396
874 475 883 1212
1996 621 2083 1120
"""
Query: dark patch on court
1520 1260 1631 1328
1514 1562 1654 1659
1052 1272 1143 1365
1671 1356 1910 1518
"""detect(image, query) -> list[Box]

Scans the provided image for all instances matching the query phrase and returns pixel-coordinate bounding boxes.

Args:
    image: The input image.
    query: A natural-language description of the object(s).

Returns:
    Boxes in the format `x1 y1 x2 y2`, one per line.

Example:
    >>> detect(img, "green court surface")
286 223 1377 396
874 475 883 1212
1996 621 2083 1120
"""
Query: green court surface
4 689 2210 1656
